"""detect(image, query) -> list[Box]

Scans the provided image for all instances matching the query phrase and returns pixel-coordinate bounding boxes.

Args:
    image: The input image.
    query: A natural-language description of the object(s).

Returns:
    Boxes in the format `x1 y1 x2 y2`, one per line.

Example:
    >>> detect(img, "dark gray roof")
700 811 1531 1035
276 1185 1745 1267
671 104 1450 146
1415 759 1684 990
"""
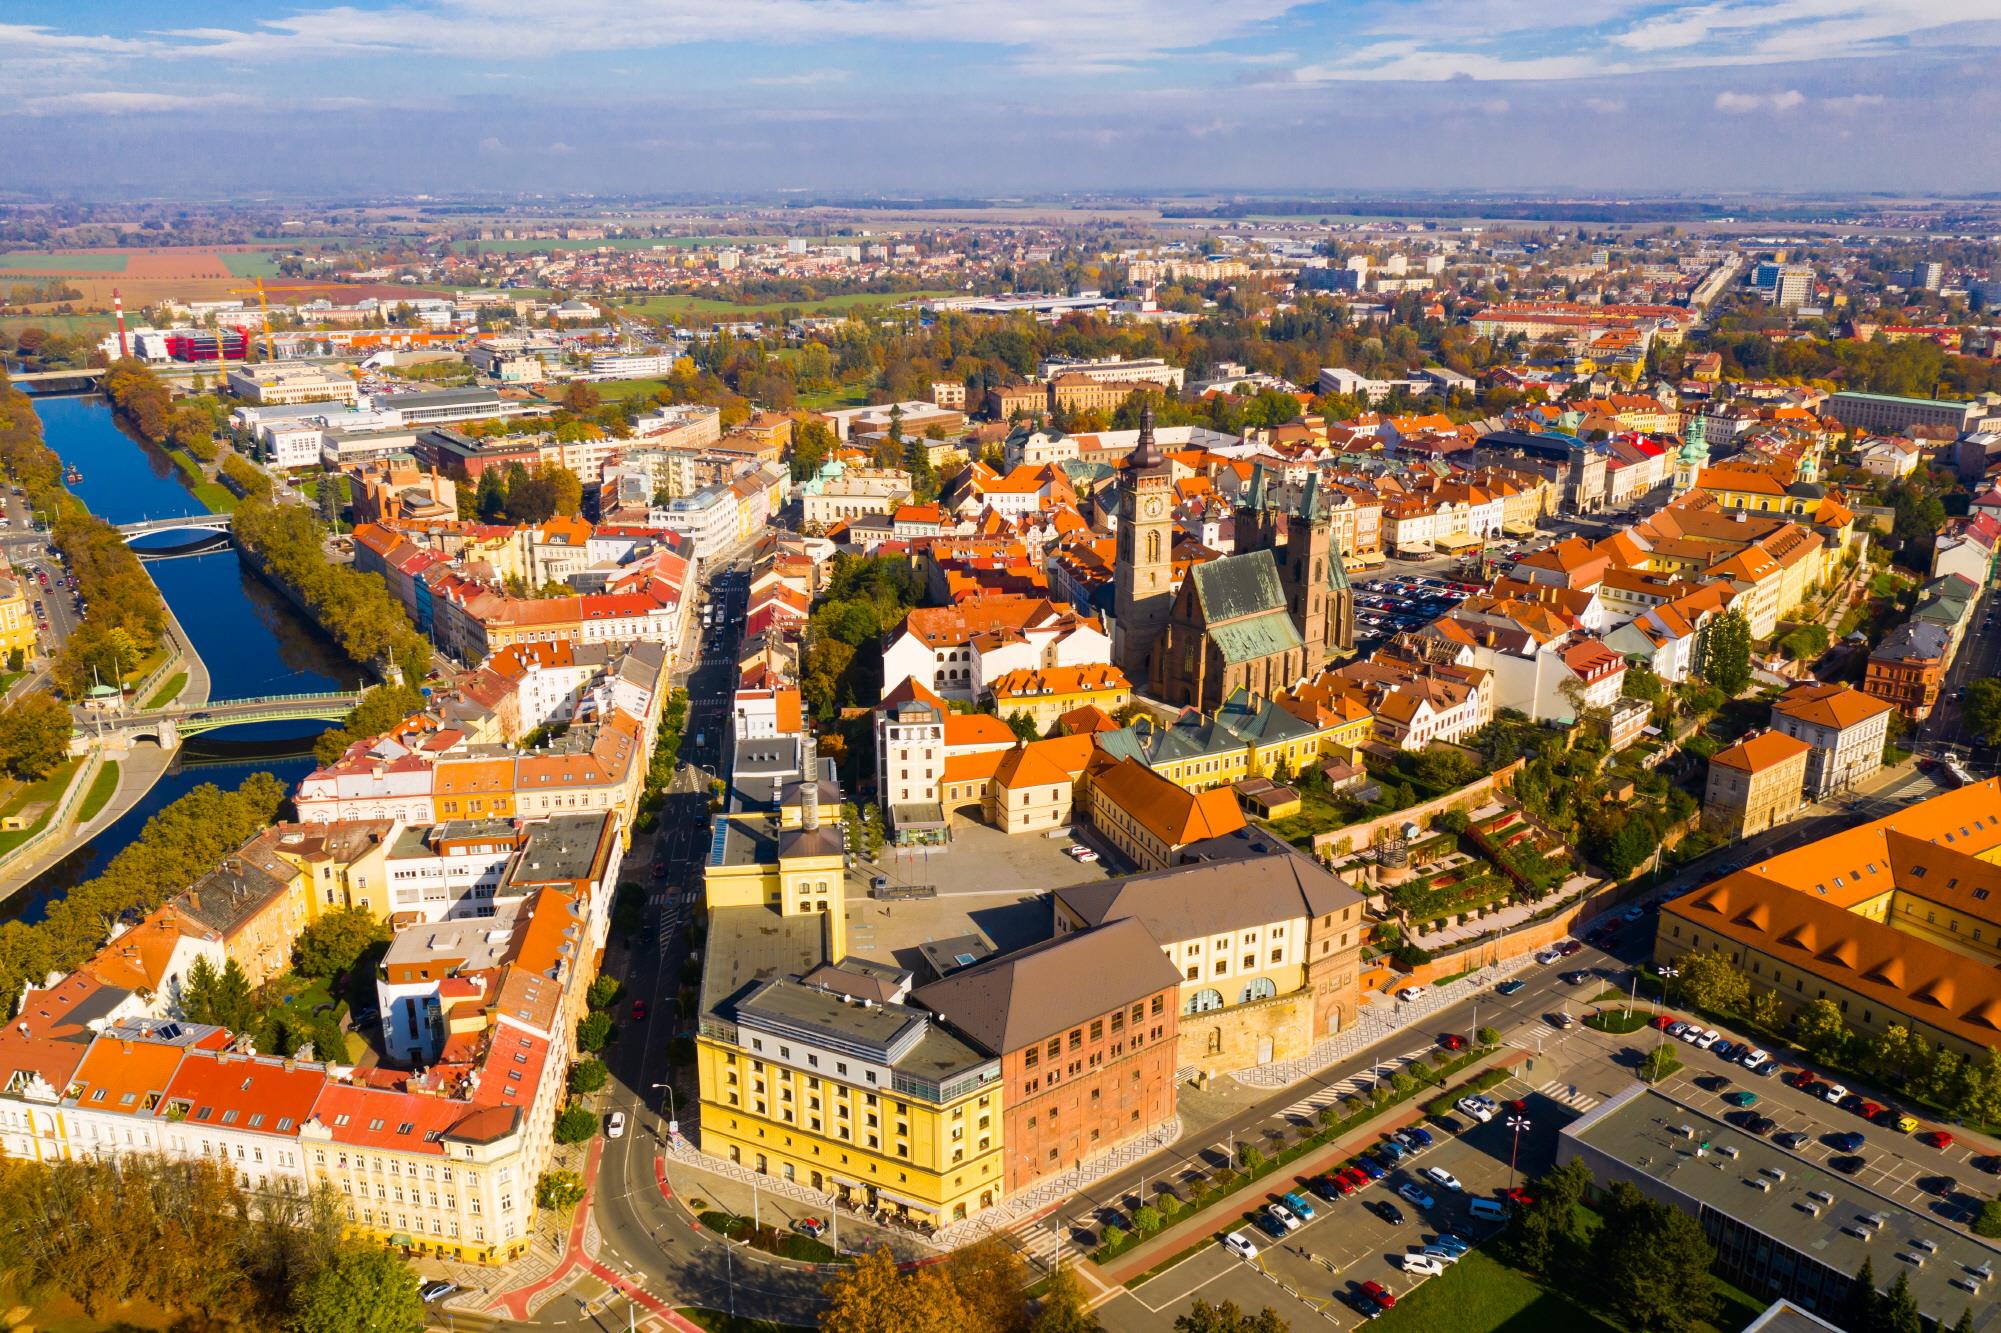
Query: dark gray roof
700 905 827 1023
177 859 292 935
1056 846 1362 944
911 918 1183 1057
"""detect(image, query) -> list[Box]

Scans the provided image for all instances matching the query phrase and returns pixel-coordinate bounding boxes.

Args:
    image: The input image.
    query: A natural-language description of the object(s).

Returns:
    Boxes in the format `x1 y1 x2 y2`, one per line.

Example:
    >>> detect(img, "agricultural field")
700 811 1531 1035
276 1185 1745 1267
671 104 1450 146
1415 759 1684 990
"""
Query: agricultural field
0 251 127 273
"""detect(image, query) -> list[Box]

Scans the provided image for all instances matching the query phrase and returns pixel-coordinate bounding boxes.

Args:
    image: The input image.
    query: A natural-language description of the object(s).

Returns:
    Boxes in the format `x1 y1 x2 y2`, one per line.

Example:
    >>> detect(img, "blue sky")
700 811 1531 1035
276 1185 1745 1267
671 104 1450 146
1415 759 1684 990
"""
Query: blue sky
5 1 2000 196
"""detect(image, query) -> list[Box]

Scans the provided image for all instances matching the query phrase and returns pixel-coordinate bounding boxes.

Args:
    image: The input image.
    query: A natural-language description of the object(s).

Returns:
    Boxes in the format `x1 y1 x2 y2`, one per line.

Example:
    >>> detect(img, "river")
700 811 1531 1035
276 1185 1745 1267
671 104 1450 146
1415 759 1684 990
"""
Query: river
6 394 364 922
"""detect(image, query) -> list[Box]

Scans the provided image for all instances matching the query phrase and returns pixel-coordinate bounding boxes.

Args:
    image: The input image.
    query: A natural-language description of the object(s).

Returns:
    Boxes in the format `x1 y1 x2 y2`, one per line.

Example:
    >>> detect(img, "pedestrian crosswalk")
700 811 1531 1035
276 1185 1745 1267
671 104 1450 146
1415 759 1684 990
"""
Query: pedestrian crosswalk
1537 1078 1601 1112
1275 1044 1433 1120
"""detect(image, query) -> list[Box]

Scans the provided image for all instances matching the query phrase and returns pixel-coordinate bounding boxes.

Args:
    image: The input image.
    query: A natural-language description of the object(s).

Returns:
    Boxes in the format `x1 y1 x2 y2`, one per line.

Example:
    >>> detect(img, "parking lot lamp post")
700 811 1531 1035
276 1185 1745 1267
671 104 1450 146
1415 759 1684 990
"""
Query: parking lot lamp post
1505 1115 1531 1191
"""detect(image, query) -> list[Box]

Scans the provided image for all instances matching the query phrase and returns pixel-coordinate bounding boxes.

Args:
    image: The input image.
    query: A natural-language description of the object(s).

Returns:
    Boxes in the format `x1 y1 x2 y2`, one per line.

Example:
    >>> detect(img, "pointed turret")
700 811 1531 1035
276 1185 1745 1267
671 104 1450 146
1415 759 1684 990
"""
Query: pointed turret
1128 398 1168 473
1297 472 1329 523
1242 461 1268 512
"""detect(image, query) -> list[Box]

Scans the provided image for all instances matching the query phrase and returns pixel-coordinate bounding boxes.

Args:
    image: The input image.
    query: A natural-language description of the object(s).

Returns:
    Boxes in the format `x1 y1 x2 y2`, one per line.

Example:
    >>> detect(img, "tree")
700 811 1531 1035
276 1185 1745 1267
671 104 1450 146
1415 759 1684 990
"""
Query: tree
1592 1181 1716 1333
568 1058 609 1095
586 974 624 1011
316 472 342 530
182 956 256 1031
1879 1270 1923 1333
1509 1157 1593 1274
1004 710 1040 743
544 463 584 516
553 1105 598 1144
820 1246 969 1333
1131 1203 1162 1234
1866 1025 1929 1085
1749 989 1783 1032
1476 1025 1501 1047
1672 951 1750 1015
288 1242 424 1333
1696 610 1752 696
1792 997 1851 1059
941 1236 1031 1333
1031 1264 1101 1333
292 908 391 980
0 693 73 779
1974 1198 2001 1240
576 1010 613 1052
1173 1300 1289 1333
1236 1143 1265 1172
536 1169 587 1215
1839 1258 1883 1333
1965 679 2001 747
1640 1044 1683 1084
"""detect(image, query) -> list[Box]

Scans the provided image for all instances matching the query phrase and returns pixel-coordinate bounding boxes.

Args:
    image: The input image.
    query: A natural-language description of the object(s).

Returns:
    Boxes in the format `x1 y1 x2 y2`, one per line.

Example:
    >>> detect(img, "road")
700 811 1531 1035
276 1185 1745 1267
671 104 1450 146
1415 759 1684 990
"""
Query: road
1916 577 2001 768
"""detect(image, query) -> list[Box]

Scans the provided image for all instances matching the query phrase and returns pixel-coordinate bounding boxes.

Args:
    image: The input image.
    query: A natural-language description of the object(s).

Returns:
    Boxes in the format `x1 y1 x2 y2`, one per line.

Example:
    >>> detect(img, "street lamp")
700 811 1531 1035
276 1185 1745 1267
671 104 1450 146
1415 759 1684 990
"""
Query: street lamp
650 1081 677 1139
1505 1115 1531 1192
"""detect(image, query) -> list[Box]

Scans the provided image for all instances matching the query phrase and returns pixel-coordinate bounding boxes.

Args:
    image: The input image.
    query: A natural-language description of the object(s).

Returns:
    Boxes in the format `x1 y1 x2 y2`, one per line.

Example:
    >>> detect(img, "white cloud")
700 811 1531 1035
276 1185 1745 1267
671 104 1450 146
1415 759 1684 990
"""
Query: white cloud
1714 88 1805 113
1822 93 1887 111
1582 97 1628 113
22 90 253 116
748 69 851 87
546 141 575 155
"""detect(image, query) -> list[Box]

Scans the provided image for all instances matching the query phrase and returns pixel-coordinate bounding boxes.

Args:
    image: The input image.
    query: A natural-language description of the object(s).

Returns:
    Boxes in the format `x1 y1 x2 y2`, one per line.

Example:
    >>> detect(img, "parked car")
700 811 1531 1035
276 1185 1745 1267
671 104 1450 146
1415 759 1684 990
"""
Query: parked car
1831 1131 1866 1153
1556 940 1583 957
1356 1156 1388 1180
1821 1082 1850 1104
1221 1231 1259 1261
1832 1155 1866 1175
1397 986 1425 1002
1693 1029 1722 1049
419 1281 460 1303
1458 1095 1498 1122
1358 1279 1397 1310
1419 1245 1464 1266
1265 1202 1302 1232
1921 1130 1955 1150
1890 1112 1920 1133
1397 1183 1436 1210
1739 1048 1769 1069
1254 1212 1289 1241
1421 1166 1463 1192
1372 1200 1407 1226
1282 1192 1317 1222
1723 1091 1759 1108
1432 1234 1472 1256
1534 948 1562 965
1401 1254 1446 1276
1775 1131 1810 1150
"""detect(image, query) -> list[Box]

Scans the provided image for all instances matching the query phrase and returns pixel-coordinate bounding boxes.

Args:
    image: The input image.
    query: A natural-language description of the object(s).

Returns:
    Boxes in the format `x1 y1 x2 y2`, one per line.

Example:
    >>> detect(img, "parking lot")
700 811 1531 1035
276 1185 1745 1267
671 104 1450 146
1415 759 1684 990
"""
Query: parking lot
1352 575 1482 655
1098 1096 1576 1331
1648 1042 1999 1232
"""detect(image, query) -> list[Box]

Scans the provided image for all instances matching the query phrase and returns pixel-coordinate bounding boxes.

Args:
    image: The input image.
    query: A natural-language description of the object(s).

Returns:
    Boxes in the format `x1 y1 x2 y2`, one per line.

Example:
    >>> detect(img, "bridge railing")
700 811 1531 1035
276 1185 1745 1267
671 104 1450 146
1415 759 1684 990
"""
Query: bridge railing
128 691 365 720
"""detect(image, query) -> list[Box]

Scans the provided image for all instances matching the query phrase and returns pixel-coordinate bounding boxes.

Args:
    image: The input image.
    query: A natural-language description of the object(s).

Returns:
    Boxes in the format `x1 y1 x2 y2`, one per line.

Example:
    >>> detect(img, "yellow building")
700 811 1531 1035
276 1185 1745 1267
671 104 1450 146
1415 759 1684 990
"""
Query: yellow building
1702 731 1811 838
1094 687 1360 795
987 664 1131 733
0 565 37 661
254 819 399 920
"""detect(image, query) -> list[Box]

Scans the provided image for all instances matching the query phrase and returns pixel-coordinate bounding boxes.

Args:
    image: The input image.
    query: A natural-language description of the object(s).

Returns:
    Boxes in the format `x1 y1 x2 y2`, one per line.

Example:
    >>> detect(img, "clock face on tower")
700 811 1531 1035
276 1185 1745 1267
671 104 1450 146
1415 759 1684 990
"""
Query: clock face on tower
1143 496 1165 519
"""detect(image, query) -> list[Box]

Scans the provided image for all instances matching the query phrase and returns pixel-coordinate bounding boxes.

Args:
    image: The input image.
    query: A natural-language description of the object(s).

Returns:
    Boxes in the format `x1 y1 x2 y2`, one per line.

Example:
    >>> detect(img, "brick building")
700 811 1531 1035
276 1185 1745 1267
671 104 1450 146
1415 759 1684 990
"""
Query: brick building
913 918 1182 1193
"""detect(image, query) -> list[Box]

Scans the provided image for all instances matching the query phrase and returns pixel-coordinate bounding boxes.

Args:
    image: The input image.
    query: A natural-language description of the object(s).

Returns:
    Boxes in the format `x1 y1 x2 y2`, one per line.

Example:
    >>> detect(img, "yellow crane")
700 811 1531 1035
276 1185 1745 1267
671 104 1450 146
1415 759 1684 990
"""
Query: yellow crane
225 278 349 363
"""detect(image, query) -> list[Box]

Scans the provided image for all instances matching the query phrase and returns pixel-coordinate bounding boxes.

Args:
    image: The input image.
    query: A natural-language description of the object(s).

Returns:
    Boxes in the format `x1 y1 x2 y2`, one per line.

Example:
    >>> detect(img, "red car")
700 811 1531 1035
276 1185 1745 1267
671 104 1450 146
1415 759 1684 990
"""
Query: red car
1501 1187 1538 1207
1652 1013 1680 1030
631 999 648 1021
1856 1100 1885 1120
1784 1071 1817 1090
1439 1033 1467 1051
1330 1172 1358 1196
1358 1280 1396 1310
1921 1130 1955 1150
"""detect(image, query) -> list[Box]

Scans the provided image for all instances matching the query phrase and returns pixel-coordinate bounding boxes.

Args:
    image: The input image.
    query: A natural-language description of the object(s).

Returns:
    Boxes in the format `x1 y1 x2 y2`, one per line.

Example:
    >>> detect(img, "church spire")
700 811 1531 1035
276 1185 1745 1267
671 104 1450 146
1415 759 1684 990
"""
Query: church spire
1128 398 1166 472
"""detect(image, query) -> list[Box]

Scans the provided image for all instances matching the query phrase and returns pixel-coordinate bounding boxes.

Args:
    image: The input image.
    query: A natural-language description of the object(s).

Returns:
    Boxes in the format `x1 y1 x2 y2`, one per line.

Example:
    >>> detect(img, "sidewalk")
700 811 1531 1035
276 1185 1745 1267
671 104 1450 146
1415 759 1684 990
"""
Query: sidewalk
463 1137 606 1320
1087 1047 1526 1290
659 1142 930 1264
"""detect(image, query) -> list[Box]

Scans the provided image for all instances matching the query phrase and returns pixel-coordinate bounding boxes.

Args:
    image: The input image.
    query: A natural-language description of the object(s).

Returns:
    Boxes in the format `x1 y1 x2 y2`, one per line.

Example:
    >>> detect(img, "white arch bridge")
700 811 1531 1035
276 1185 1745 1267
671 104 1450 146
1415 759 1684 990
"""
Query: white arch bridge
99 691 364 749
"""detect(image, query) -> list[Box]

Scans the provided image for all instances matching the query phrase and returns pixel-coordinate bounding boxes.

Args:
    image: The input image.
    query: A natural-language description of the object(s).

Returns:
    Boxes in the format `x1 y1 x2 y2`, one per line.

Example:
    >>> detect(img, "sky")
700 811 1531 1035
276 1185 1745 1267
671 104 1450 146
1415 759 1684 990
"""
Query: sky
5 0 2001 198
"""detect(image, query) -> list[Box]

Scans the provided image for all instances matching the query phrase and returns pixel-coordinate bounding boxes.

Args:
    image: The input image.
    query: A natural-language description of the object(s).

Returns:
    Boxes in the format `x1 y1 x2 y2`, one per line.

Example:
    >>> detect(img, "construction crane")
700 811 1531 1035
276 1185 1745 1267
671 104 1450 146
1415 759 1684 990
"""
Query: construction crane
224 278 351 363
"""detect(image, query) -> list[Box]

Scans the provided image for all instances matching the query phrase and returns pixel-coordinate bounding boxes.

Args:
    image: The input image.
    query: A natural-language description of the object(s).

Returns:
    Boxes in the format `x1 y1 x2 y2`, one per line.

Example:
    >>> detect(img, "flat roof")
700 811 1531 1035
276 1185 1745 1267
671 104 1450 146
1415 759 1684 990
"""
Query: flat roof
699 905 826 1023
1563 1085 1999 1331
504 813 613 886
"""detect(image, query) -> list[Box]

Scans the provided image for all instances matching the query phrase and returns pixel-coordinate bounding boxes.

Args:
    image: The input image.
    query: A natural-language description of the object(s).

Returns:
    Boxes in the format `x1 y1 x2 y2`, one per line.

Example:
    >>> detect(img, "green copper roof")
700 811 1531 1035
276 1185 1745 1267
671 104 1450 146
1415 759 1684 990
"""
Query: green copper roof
1210 610 1305 665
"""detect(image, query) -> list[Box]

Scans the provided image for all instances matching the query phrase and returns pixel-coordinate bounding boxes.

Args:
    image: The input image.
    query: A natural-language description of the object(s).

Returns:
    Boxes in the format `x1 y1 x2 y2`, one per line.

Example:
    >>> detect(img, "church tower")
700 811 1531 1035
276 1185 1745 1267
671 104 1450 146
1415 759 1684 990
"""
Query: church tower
1673 413 1708 496
1114 402 1175 688
1283 475 1336 675
1234 462 1281 557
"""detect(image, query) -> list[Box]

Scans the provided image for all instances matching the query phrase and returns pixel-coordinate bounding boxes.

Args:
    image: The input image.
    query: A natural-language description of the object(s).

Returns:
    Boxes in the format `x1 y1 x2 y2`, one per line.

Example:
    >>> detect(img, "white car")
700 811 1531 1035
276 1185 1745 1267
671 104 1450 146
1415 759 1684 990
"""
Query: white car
1740 1048 1770 1070
1822 1082 1849 1104
1422 1166 1463 1192
1397 1183 1435 1210
606 1111 627 1139
1693 1029 1722 1049
1397 987 1425 1003
1534 948 1562 965
1400 1254 1446 1276
1676 1024 1702 1043
1221 1231 1259 1262
1456 1095 1497 1123
1265 1202 1302 1232
1066 845 1100 863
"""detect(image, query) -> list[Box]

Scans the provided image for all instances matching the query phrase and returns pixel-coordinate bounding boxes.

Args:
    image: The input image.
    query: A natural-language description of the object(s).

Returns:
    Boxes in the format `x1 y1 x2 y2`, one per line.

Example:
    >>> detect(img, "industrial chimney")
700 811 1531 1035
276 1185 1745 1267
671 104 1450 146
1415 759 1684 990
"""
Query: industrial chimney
113 288 129 360
799 730 820 831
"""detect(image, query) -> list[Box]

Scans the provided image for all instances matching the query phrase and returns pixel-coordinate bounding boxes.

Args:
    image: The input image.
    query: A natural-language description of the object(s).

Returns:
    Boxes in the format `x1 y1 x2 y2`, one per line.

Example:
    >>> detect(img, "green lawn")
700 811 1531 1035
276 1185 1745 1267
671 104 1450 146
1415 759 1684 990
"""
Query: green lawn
1374 1251 1618 1332
796 385 872 411
220 250 288 278
0 756 83 857
594 376 673 403
624 289 950 321
1 313 115 337
77 760 119 824
142 672 188 709
0 250 129 273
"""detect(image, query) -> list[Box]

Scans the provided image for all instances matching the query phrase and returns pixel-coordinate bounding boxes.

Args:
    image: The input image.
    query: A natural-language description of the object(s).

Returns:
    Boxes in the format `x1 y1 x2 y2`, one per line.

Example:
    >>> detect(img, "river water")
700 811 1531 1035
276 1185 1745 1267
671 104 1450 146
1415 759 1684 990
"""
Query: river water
6 395 364 922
